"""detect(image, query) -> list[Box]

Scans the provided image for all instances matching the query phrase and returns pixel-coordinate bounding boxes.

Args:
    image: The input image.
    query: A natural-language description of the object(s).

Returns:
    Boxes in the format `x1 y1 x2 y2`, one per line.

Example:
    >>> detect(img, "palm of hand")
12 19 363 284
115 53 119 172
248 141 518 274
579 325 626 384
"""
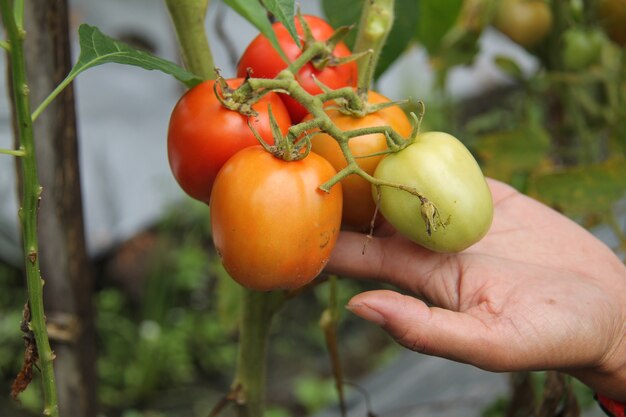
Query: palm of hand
328 180 626 378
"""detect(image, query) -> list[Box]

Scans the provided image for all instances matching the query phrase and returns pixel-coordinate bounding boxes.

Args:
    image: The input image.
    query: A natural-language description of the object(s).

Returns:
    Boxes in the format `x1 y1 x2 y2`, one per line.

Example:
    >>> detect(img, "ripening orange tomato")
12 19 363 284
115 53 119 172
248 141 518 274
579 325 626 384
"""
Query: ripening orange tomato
210 146 342 291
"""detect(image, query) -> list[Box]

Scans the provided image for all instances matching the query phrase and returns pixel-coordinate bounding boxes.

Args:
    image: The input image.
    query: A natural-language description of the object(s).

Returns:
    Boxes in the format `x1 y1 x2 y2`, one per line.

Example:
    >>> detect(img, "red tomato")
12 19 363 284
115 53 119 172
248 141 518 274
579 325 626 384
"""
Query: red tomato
307 91 412 230
210 146 342 291
237 15 358 122
167 78 291 203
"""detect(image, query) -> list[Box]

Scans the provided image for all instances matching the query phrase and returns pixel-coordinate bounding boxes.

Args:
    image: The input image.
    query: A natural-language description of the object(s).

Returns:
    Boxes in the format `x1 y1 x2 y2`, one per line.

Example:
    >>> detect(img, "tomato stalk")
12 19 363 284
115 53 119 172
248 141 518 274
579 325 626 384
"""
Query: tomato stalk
243 75 437 218
0 1 59 416
232 289 284 417
352 0 395 93
164 0 215 80
0 147 26 156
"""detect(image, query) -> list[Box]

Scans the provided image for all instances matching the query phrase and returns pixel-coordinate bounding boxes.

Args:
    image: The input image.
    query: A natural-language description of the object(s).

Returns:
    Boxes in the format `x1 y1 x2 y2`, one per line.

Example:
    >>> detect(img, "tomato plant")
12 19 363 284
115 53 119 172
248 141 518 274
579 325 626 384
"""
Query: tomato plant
209 146 343 291
237 15 358 122
562 28 604 71
493 0 553 48
167 78 291 203
307 91 412 230
374 132 493 253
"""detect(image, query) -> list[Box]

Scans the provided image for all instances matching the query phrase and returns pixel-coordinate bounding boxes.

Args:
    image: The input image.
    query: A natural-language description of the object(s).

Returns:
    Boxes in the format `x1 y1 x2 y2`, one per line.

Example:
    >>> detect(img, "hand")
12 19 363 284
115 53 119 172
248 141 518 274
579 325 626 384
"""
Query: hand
327 179 626 401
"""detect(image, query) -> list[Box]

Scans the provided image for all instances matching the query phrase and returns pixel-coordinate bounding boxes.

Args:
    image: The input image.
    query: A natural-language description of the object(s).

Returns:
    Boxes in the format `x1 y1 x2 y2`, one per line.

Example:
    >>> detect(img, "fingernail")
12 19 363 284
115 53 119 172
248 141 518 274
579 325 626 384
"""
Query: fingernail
346 303 386 326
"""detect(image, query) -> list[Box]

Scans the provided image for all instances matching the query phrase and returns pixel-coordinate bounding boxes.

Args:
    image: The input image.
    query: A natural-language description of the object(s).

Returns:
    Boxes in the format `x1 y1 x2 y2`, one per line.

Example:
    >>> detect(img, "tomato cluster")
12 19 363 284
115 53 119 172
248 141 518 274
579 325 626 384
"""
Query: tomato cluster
167 15 494 291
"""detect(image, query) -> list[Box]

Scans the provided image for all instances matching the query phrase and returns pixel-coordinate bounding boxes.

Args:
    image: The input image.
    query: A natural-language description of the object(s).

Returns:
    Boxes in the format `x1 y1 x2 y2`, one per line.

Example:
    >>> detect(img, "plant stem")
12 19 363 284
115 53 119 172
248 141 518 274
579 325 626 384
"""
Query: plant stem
164 0 215 80
0 1 59 416
352 0 395 92
232 289 284 417
31 75 74 122
0 147 26 156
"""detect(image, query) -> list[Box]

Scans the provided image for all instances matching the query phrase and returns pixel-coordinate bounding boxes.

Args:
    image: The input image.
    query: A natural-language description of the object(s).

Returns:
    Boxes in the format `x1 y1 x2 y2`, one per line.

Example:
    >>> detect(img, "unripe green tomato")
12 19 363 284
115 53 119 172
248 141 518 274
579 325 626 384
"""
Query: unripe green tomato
563 29 604 71
373 132 493 253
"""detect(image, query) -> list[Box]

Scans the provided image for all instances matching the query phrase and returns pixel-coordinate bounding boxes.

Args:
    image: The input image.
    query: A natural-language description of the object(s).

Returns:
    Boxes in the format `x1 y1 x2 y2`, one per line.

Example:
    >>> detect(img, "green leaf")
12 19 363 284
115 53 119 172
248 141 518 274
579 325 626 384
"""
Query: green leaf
528 159 626 217
223 0 289 63
416 0 463 55
323 0 419 79
494 55 524 80
32 24 204 121
262 0 300 48
375 0 420 78
72 24 203 87
473 126 551 184
321 0 364 49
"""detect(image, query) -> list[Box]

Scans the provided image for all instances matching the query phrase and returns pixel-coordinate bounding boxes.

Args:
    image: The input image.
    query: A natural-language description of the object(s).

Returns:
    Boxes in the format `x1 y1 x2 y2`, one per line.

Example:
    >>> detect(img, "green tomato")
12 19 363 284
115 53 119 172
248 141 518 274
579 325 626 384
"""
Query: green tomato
563 28 604 71
373 132 494 253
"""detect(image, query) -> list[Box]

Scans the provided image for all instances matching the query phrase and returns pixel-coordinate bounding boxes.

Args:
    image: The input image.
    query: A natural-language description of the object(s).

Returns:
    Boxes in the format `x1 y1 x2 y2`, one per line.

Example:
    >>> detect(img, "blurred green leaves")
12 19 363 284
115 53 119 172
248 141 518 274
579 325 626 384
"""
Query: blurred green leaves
528 158 626 217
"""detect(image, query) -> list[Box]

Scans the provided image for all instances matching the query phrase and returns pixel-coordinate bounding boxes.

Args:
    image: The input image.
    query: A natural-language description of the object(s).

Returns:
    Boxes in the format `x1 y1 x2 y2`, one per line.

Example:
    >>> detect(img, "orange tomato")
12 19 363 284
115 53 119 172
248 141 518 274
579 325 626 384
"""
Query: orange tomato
210 146 342 291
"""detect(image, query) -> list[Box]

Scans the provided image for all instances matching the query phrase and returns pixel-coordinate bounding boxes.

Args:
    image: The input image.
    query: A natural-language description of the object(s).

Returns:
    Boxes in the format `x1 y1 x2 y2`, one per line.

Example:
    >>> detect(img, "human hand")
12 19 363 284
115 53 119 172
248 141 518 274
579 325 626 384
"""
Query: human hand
327 179 626 401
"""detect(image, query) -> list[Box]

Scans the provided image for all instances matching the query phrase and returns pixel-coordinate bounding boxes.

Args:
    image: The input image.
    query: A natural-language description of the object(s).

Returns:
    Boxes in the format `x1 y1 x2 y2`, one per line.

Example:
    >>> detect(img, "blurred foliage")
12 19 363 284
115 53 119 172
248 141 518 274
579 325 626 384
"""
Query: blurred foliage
1 198 395 416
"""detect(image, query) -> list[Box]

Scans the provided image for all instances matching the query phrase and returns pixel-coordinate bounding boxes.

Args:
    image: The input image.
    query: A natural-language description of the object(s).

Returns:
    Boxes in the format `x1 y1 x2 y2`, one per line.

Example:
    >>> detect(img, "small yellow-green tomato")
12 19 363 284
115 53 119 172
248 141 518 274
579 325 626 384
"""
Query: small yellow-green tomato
373 131 494 253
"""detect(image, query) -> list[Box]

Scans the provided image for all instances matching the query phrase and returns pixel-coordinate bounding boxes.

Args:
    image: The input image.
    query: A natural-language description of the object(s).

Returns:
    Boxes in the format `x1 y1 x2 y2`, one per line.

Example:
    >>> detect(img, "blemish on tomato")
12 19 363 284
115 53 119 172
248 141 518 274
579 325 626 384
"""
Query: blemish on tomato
319 231 331 248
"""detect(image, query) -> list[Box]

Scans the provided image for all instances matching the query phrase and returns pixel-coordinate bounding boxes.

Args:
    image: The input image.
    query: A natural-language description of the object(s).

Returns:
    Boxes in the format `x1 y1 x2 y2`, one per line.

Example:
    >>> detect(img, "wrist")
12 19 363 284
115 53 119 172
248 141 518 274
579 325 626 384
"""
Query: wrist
569 332 626 403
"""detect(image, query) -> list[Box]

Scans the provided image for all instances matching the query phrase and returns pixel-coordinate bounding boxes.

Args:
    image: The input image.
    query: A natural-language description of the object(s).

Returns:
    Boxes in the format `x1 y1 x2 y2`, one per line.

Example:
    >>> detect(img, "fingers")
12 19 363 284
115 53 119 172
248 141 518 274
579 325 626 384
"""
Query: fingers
347 290 516 371
327 228 451 286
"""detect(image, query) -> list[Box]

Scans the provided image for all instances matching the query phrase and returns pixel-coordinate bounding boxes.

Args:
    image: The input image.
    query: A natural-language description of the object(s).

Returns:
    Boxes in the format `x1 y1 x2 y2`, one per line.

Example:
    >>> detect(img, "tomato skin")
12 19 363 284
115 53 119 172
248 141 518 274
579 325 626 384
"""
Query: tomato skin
374 132 493 253
167 78 291 204
493 0 553 48
237 15 358 122
210 146 342 291
307 92 412 230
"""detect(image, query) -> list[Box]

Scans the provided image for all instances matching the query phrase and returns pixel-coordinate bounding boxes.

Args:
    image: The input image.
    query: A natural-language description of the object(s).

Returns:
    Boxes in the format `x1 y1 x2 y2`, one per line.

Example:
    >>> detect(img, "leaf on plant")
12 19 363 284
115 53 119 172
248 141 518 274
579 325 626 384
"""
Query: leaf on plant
527 158 626 217
494 55 524 80
473 127 551 183
416 0 463 56
72 24 203 88
321 0 363 48
262 0 300 48
224 0 289 63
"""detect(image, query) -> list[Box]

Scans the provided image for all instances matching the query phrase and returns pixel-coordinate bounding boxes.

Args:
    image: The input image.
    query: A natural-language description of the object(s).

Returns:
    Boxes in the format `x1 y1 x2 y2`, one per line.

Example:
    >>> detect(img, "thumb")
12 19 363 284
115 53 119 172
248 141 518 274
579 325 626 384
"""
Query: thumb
347 290 509 371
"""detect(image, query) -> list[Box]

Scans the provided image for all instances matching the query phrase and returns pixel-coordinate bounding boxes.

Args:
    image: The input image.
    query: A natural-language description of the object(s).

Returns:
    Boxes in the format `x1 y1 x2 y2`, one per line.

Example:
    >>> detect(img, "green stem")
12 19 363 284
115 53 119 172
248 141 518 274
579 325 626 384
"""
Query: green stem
0 147 26 157
13 0 23 27
245 76 427 197
232 289 284 417
287 41 327 74
164 0 215 80
0 39 9 50
0 2 59 416
31 75 74 122
352 0 395 92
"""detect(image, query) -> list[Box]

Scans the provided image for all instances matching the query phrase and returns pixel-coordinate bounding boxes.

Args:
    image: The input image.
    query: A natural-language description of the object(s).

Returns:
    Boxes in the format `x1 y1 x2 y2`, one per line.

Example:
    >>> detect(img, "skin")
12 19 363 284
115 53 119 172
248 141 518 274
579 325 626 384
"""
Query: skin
327 178 626 402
